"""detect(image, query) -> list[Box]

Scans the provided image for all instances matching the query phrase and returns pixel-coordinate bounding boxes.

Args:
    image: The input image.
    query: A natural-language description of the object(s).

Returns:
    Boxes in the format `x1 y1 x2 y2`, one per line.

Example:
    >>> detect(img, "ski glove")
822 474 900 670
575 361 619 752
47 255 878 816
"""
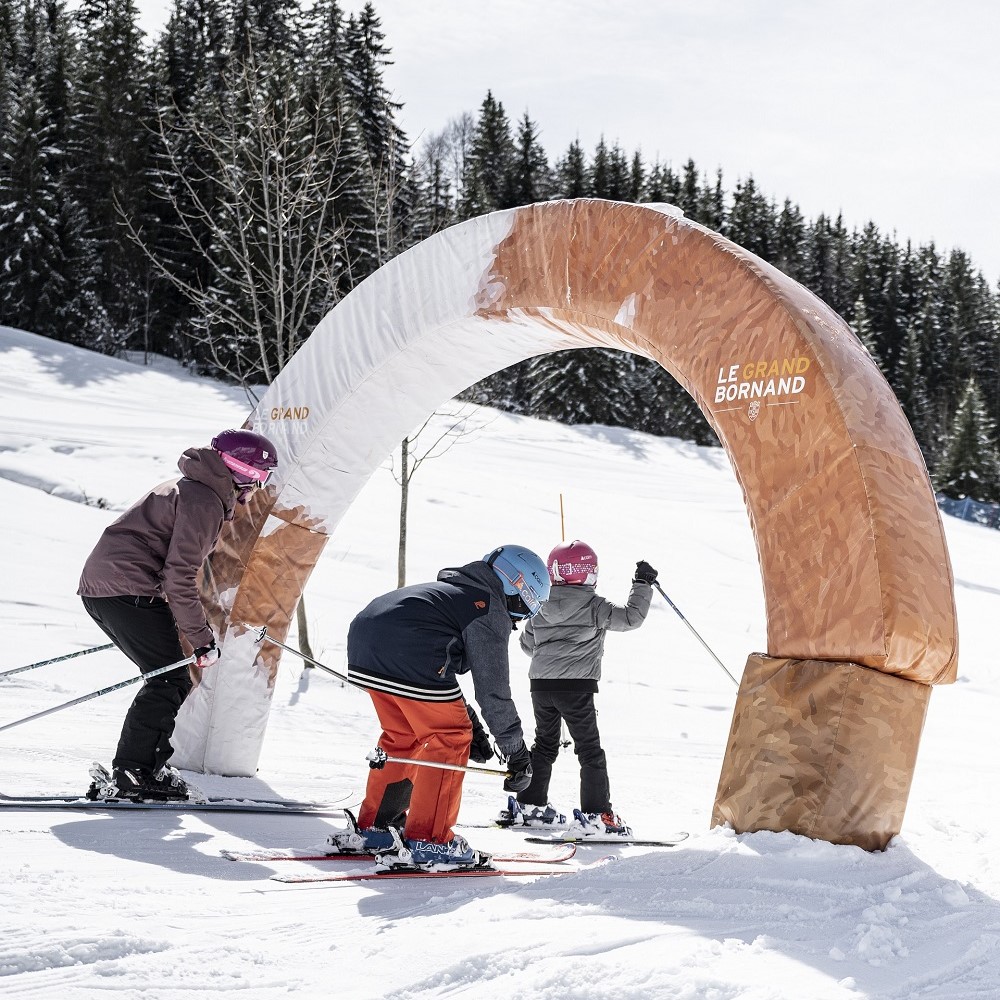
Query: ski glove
193 641 220 669
502 740 533 793
633 560 658 585
465 702 495 764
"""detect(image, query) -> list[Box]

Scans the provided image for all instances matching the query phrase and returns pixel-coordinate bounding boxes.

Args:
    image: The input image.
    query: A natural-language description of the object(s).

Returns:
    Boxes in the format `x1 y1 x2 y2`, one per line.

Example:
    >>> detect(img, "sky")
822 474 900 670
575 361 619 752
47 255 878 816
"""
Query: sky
127 0 1000 282
5 325 1000 997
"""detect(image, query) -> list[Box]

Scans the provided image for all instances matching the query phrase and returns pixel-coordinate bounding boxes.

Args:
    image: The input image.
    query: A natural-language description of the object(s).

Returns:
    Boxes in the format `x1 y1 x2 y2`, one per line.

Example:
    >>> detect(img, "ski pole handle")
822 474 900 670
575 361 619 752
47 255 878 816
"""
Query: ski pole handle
366 747 510 779
0 642 116 680
0 655 195 735
244 623 353 685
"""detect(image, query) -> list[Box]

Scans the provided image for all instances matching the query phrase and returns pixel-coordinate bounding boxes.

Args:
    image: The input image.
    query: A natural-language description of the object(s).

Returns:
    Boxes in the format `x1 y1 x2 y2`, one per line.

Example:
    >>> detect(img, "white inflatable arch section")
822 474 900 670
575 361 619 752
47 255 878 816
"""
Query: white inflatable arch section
171 199 955 849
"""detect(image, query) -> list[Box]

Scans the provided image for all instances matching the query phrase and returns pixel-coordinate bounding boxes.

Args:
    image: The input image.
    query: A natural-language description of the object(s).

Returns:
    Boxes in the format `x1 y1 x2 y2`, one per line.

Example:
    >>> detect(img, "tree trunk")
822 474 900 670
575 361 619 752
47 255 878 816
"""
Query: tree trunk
295 596 314 667
397 436 409 588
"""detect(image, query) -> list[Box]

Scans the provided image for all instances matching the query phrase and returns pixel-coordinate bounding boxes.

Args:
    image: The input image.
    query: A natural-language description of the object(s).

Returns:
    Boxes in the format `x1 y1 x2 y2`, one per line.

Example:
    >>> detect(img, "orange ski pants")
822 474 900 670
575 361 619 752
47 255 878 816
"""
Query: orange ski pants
358 691 472 843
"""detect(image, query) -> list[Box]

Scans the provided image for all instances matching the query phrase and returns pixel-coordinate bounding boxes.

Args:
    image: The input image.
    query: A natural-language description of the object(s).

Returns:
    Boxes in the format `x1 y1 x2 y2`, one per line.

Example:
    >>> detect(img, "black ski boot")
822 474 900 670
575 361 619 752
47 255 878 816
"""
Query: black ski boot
95 764 189 801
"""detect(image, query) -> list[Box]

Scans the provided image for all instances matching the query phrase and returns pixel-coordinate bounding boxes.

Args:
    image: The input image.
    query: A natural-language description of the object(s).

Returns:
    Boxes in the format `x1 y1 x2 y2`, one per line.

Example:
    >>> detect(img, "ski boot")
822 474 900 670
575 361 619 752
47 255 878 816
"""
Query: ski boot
153 764 204 802
375 828 494 873
567 808 633 838
495 794 525 827
325 809 398 855
87 761 191 802
520 803 567 827
85 762 115 801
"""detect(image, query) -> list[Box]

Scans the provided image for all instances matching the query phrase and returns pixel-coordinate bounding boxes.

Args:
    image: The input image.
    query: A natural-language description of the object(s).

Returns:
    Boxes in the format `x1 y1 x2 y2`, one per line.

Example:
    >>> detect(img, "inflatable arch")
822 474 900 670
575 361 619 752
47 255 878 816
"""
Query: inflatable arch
171 198 957 851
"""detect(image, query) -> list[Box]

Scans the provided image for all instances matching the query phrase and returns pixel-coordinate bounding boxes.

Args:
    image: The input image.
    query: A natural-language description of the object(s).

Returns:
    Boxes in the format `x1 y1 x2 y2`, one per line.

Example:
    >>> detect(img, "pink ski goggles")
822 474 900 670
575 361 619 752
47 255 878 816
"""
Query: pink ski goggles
219 452 274 487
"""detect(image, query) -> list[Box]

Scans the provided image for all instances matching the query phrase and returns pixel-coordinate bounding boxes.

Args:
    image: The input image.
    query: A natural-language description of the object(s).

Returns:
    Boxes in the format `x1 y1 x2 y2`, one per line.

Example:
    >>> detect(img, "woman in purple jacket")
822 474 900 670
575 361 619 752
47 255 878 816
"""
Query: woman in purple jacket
77 429 278 801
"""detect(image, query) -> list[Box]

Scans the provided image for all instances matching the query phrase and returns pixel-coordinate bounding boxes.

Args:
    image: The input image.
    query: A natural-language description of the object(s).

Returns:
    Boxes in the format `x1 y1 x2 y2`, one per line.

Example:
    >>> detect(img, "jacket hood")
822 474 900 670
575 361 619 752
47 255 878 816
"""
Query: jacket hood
178 447 237 520
534 583 596 625
437 560 504 597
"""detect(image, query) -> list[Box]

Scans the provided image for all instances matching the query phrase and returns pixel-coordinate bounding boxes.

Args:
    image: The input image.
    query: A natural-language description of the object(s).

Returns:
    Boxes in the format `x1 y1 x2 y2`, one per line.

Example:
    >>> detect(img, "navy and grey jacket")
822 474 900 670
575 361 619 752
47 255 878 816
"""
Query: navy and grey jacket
519 580 652 692
347 560 524 754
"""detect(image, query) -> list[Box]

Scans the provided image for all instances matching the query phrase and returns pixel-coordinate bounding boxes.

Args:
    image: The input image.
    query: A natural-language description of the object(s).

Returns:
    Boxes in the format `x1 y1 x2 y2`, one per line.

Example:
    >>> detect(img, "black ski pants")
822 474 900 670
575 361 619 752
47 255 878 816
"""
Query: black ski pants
517 687 611 814
81 595 193 773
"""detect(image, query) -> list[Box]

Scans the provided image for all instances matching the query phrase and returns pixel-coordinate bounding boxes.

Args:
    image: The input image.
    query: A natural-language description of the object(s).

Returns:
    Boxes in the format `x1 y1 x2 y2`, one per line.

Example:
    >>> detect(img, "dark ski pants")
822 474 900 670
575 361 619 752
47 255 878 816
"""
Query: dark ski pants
518 688 611 814
81 595 192 773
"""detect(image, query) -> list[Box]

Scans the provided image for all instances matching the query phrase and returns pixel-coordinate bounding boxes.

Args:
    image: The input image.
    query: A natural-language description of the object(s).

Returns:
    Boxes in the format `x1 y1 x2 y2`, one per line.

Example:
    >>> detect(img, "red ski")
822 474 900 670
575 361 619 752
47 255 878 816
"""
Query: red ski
223 843 577 865
271 866 566 883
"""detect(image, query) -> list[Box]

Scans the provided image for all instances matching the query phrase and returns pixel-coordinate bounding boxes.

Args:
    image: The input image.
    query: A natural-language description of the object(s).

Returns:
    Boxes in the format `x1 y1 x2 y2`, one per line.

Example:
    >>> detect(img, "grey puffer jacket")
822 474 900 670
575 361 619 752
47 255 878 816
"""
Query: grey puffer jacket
77 447 236 649
519 580 652 688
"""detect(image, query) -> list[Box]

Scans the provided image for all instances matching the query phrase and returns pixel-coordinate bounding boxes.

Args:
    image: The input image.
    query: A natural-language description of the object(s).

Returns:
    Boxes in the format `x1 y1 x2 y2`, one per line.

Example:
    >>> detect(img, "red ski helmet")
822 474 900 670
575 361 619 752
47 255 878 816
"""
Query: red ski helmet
547 540 598 586
211 428 279 490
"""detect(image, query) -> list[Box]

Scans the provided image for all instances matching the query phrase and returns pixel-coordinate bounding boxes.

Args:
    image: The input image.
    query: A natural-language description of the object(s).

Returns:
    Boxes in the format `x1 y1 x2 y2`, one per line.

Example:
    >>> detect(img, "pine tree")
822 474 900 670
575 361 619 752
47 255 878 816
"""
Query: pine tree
643 160 676 205
803 213 834 302
698 168 725 231
725 175 773 260
459 90 514 217
303 0 375 290
628 150 644 202
934 378 1000 502
851 294 881 367
341 3 409 274
148 0 229 359
828 212 854 316
774 198 805 279
70 0 156 352
678 158 699 218
605 141 629 201
552 138 586 199
230 0 300 61
587 138 628 200
408 135 454 242
510 111 550 206
0 71 62 335
0 0 19 124
0 0 105 344
587 136 610 199
529 348 636 427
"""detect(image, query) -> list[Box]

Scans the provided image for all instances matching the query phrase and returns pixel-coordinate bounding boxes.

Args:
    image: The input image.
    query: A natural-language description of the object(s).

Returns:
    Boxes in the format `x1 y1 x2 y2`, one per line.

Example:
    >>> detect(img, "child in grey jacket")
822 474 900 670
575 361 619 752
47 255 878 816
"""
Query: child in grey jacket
503 539 656 837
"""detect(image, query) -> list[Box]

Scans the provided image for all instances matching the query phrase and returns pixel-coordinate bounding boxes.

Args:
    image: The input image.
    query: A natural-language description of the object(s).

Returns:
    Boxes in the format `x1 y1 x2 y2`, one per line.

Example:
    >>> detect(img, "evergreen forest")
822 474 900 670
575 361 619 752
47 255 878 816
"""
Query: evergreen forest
2 0 999 502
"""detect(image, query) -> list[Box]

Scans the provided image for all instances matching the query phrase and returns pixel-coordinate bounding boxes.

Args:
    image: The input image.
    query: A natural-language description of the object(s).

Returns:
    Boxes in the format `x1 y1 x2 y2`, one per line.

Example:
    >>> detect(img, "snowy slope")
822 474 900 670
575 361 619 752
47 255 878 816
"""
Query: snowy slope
2 325 1000 999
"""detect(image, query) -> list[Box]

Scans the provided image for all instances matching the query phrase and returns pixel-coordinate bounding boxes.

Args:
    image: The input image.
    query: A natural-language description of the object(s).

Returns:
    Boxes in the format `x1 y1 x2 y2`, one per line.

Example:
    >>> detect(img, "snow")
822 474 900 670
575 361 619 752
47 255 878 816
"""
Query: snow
2 324 1000 998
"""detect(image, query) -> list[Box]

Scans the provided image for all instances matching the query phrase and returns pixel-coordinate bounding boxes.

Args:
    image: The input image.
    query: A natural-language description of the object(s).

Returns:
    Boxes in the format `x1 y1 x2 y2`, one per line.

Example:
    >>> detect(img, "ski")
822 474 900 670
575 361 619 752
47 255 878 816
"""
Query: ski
222 843 577 864
458 820 571 832
272 863 570 884
524 832 689 847
0 792 353 815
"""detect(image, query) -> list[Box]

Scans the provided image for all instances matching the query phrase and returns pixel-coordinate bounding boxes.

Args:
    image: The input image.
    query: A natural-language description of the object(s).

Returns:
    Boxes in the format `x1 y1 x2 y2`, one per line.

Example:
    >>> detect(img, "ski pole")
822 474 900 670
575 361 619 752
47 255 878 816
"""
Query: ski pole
366 747 510 780
652 581 739 687
244 624 353 685
0 655 195 735
0 642 115 680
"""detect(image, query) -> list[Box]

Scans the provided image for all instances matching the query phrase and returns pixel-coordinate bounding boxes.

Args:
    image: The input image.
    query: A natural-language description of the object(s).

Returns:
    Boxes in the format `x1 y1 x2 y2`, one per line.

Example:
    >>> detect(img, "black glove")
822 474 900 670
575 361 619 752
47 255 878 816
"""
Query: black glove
465 702 495 764
193 640 220 669
633 560 658 585
502 740 533 793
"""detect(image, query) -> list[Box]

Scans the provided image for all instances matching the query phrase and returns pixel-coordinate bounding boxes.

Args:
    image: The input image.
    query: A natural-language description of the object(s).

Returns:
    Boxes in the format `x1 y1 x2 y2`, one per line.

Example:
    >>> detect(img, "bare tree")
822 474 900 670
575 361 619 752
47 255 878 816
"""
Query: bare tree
123 49 349 398
390 406 493 587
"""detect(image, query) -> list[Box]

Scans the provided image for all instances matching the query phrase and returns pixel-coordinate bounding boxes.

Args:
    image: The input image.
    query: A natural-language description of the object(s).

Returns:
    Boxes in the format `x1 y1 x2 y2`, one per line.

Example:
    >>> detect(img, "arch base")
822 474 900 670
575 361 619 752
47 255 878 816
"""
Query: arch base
712 654 931 851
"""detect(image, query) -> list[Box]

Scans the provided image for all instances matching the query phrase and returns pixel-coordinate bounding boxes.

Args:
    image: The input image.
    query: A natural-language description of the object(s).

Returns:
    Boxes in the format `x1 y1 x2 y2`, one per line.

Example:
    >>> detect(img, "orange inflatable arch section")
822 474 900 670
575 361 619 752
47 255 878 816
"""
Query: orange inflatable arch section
172 200 957 850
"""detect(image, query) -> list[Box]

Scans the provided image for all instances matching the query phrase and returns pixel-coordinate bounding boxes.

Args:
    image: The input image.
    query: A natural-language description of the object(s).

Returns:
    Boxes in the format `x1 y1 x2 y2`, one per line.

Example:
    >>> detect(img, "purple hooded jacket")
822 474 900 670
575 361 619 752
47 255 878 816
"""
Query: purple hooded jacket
77 448 235 649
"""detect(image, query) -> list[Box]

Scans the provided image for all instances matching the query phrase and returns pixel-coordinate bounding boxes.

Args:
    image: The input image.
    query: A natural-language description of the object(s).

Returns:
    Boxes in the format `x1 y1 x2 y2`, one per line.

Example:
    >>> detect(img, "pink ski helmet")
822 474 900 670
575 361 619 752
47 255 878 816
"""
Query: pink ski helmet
211 429 279 494
547 540 598 586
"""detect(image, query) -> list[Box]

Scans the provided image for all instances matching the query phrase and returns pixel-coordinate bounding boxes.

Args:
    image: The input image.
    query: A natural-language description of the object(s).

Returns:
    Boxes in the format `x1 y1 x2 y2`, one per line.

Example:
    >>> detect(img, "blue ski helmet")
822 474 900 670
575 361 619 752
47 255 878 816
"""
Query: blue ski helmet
484 545 551 620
